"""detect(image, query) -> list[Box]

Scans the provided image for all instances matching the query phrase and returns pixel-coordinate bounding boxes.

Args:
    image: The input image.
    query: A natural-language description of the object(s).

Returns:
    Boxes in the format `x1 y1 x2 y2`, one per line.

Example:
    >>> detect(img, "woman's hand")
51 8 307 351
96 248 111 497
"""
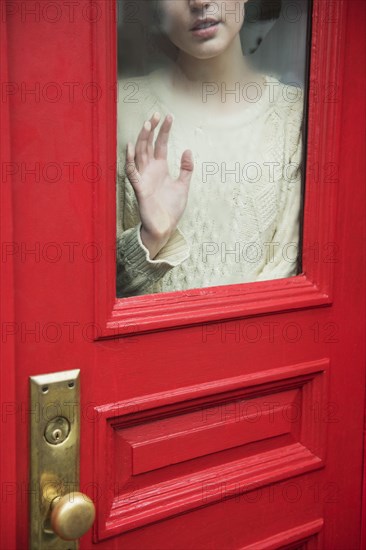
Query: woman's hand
125 112 194 258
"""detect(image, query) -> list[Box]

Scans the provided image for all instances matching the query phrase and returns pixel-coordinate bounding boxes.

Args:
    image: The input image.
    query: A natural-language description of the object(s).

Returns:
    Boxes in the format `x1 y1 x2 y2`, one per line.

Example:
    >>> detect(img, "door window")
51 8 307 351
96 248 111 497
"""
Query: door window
116 0 310 298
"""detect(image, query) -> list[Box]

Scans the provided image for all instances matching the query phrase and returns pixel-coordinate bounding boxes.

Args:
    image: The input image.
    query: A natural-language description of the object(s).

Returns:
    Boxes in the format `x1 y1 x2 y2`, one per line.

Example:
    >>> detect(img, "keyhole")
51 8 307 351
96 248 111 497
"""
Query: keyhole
44 416 70 445
52 429 62 441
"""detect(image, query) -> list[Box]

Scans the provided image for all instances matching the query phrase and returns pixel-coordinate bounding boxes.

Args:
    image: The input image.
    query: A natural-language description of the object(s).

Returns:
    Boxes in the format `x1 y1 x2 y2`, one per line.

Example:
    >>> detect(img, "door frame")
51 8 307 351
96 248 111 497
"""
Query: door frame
1 0 365 548
93 0 344 338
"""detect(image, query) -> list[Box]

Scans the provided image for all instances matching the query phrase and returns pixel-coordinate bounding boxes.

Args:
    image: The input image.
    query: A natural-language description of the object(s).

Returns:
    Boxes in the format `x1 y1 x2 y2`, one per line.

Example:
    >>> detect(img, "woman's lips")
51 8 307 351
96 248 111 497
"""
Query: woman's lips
190 21 220 39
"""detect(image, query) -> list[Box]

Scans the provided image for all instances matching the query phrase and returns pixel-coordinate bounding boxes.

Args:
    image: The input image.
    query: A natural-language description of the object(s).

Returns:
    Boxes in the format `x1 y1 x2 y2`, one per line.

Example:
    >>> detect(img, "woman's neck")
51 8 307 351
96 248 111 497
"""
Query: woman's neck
168 35 264 112
173 35 256 90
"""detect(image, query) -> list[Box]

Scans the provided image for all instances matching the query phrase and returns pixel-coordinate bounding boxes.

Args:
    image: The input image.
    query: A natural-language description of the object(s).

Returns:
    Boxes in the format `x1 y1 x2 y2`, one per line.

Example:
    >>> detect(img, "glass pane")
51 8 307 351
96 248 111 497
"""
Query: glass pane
116 0 310 298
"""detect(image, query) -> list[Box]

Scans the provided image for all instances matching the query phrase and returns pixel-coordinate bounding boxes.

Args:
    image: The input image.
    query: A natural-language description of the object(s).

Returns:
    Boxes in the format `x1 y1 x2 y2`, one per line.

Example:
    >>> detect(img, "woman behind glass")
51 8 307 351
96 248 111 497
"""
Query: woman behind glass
116 0 304 298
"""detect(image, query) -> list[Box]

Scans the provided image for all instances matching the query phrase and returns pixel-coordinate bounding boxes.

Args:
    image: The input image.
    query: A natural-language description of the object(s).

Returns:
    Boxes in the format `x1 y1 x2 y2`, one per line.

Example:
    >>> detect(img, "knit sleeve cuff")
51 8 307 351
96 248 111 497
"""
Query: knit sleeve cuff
117 222 190 284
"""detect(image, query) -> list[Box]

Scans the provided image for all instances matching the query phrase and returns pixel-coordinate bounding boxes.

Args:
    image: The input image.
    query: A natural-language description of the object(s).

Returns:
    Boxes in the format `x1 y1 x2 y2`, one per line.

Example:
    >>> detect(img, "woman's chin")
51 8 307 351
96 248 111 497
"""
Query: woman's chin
183 42 229 60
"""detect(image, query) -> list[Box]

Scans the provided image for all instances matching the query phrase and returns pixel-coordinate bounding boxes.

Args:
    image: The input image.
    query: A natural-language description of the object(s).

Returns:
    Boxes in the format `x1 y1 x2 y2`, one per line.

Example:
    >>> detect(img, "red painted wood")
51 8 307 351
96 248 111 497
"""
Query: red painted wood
346 3 366 549
122 390 296 475
1 0 365 549
242 518 324 550
95 360 327 540
0 9 17 548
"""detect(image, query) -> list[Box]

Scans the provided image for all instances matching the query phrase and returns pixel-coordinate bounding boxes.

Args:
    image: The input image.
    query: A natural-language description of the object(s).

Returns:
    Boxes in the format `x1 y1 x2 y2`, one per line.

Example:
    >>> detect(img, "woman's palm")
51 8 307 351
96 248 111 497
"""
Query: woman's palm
125 112 194 238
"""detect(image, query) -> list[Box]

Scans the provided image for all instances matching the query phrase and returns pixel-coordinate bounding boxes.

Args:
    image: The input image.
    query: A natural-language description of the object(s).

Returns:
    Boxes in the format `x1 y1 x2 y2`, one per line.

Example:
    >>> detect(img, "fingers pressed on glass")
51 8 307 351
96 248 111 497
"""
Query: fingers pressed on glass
154 114 173 160
147 112 161 159
135 120 151 170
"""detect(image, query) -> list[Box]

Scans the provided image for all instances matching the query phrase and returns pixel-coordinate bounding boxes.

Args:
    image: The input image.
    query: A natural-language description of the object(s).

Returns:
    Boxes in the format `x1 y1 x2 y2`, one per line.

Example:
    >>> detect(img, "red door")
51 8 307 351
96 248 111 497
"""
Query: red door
1 1 366 549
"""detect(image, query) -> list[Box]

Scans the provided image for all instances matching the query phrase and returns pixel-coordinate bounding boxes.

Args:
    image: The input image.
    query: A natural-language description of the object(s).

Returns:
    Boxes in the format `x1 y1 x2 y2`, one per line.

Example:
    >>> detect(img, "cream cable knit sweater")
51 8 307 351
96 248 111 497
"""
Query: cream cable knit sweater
116 67 304 298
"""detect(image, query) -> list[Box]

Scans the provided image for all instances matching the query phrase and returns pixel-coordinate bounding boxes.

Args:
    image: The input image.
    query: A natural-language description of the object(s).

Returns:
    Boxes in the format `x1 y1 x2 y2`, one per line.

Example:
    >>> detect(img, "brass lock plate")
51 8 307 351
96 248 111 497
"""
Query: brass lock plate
29 369 80 550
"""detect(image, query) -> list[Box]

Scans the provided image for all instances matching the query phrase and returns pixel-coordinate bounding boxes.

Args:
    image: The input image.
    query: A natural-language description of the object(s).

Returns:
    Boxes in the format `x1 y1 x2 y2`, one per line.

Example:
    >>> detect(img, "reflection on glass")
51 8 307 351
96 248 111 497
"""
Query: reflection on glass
116 0 309 298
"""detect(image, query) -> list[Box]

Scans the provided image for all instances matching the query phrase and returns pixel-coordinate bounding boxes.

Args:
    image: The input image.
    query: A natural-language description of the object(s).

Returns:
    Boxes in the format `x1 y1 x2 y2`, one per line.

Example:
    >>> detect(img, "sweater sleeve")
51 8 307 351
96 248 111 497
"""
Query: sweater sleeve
116 76 190 298
256 96 304 281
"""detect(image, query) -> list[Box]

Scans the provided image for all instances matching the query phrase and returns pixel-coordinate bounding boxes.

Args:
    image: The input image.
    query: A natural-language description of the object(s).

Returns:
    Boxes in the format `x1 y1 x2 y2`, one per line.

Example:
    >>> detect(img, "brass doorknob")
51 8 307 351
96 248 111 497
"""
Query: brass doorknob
50 492 95 540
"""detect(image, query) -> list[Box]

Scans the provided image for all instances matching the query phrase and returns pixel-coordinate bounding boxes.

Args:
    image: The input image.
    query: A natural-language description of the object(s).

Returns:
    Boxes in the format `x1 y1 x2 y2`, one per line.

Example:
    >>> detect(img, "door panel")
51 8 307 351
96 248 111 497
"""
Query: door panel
95 359 326 539
1 1 365 549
